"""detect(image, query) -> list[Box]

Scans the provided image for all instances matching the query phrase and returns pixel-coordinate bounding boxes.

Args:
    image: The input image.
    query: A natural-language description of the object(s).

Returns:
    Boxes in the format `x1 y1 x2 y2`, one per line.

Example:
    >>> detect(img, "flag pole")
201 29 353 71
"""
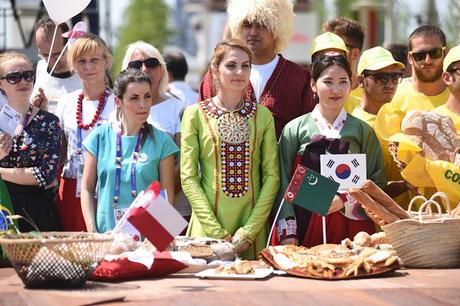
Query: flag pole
322 216 327 244
266 198 285 248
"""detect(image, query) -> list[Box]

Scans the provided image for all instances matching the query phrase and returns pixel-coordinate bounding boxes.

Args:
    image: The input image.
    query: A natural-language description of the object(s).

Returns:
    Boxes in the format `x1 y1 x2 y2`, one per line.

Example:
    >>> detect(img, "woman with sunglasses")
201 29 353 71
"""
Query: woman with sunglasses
0 51 62 231
120 41 190 221
80 68 178 233
274 55 386 247
55 34 115 232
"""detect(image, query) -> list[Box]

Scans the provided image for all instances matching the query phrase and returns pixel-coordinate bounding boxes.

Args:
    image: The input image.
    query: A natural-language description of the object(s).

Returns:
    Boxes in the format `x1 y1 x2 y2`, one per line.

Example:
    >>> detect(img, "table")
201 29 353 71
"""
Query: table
1 268 459 306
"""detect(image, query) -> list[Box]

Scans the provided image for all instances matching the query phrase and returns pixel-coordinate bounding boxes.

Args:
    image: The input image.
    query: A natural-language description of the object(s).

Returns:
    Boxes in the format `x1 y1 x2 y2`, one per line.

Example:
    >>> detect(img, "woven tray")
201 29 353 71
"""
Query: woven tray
0 232 113 288
259 249 399 280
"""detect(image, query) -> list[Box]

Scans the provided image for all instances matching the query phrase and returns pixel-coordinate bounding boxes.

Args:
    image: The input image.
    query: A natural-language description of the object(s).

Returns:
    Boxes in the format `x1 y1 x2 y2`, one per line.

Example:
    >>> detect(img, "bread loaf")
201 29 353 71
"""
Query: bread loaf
349 188 400 225
361 180 410 220
401 111 459 162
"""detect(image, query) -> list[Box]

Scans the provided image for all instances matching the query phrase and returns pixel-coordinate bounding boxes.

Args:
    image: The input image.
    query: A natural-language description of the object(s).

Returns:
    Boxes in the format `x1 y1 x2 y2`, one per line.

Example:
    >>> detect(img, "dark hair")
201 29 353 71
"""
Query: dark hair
323 17 365 50
311 54 352 82
408 25 446 50
387 43 408 66
114 68 153 143
164 51 188 80
34 17 69 45
114 68 152 99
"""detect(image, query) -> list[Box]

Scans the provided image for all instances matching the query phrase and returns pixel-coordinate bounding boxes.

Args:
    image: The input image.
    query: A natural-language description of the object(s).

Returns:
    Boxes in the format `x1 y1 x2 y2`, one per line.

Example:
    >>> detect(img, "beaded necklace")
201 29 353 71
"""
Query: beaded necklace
76 89 109 130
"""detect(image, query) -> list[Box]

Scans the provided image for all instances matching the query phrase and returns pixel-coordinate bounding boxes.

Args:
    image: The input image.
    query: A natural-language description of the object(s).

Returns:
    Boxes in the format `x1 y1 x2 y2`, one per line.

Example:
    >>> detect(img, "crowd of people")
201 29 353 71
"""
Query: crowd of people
0 0 459 260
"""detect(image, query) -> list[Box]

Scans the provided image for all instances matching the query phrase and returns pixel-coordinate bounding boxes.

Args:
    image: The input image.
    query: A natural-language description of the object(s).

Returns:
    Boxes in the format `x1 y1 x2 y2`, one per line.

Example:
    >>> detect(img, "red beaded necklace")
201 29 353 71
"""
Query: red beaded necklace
76 89 108 130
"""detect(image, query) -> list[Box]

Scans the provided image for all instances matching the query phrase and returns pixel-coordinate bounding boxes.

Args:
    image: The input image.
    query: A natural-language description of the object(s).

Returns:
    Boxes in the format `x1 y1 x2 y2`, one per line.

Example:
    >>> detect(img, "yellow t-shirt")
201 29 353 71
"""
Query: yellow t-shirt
375 80 449 140
350 86 364 100
391 79 448 113
343 95 361 114
351 107 376 128
433 104 460 133
353 106 409 207
374 80 449 208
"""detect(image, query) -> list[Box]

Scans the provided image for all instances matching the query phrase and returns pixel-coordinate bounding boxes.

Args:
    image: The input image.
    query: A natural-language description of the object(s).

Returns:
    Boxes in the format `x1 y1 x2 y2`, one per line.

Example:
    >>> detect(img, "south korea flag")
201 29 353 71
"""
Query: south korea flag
320 154 367 190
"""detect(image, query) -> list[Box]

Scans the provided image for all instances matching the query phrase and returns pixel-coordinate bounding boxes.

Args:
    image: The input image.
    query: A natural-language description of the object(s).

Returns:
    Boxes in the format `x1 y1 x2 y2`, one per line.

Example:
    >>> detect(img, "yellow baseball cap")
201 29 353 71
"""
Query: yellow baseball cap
310 32 348 59
357 46 405 75
443 45 460 72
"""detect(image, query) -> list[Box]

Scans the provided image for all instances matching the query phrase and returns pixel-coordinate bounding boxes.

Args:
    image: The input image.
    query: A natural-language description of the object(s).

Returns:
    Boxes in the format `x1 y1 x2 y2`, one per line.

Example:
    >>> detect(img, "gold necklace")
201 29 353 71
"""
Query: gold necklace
214 97 250 144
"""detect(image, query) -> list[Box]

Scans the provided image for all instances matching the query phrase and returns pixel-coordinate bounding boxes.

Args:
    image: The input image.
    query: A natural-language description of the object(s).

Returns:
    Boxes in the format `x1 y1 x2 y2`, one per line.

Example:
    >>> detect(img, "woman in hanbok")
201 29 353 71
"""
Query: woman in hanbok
80 68 178 233
181 39 280 259
274 54 386 247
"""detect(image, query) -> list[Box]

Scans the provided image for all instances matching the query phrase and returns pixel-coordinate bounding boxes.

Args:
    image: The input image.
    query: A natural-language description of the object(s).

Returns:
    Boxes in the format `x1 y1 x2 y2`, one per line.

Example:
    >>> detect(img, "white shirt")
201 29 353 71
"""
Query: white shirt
56 90 116 178
148 97 185 137
32 60 83 114
168 81 198 107
250 55 280 102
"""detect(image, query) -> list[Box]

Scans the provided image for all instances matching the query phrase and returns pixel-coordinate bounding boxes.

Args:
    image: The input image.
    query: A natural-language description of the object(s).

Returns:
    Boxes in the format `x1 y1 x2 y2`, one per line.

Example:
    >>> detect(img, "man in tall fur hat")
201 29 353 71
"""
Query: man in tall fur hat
199 0 315 138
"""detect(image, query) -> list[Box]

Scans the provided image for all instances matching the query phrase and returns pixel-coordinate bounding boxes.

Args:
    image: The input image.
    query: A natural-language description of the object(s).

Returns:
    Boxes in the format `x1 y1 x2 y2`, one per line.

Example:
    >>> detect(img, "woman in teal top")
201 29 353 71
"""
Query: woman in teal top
81 69 178 233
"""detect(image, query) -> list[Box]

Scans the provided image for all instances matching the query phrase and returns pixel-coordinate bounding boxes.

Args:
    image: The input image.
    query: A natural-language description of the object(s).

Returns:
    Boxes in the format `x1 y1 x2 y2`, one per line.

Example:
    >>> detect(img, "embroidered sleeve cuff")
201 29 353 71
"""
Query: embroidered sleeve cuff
276 217 297 242
32 167 47 187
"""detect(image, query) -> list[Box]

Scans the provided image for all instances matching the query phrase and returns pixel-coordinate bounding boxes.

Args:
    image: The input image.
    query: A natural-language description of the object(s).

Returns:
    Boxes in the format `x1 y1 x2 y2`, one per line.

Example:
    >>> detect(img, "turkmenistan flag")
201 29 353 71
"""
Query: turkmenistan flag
284 165 340 216
0 177 14 261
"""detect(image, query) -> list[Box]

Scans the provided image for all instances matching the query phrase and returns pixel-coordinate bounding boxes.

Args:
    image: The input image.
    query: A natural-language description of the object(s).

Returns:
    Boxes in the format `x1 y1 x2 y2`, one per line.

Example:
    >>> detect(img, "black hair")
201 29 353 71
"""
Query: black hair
114 68 153 144
34 16 70 45
164 51 188 81
386 43 408 66
311 54 352 82
408 25 446 50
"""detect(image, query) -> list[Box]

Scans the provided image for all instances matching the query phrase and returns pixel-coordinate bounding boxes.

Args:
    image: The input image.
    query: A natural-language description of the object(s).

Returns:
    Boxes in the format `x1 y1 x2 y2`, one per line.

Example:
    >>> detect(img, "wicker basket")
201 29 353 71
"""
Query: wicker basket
383 196 460 268
0 232 113 288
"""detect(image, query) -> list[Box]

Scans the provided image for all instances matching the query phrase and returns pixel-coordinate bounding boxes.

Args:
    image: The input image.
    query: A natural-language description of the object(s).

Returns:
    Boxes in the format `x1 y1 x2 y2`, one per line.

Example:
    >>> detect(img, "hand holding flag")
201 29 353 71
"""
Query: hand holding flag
267 165 339 247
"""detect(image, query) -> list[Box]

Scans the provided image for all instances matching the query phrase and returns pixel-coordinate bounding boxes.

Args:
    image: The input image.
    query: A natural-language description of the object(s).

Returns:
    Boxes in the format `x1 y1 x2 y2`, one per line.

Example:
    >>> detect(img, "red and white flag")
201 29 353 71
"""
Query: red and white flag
126 182 188 251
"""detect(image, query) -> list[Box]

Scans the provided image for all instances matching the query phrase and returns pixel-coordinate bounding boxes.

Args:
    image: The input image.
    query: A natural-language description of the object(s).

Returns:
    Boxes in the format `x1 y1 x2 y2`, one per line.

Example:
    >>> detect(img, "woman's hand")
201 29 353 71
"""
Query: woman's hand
231 230 250 254
31 88 48 111
328 195 344 215
0 133 12 159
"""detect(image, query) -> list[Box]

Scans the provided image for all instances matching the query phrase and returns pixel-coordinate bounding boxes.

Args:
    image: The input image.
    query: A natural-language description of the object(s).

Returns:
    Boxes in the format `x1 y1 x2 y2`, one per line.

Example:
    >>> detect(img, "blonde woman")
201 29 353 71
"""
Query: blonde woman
55 34 115 231
0 51 61 231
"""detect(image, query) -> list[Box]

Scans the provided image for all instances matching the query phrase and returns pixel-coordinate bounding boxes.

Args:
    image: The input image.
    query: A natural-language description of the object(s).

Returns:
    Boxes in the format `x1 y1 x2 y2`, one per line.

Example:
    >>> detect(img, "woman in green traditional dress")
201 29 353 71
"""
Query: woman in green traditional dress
180 39 280 259
274 54 386 247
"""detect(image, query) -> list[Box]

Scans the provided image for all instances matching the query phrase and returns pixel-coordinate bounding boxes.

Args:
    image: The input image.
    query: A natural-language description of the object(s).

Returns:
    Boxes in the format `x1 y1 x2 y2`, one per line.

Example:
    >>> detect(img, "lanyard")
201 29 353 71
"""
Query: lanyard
17 106 33 136
76 90 109 154
113 124 145 208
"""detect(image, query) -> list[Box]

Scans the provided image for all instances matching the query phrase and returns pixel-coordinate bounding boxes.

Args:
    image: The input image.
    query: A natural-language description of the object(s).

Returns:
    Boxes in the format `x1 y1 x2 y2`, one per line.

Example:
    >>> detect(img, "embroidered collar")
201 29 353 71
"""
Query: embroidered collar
311 106 347 138
200 98 256 119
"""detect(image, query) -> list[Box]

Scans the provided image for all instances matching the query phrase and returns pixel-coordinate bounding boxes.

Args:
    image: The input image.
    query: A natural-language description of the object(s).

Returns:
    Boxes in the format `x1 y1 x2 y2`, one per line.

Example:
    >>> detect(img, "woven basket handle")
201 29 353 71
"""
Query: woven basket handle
429 192 451 214
417 199 442 222
407 195 428 214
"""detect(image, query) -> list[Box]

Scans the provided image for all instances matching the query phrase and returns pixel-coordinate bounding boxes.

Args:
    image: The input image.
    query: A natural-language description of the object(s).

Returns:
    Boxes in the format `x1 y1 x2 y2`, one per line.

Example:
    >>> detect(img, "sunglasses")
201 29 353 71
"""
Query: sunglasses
409 47 446 62
128 58 160 70
364 72 403 85
0 70 35 84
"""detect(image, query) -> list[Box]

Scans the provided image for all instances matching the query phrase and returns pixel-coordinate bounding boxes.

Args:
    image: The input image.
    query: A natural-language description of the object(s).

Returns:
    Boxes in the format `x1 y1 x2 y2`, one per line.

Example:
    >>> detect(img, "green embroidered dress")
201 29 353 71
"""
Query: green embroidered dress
181 99 280 259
